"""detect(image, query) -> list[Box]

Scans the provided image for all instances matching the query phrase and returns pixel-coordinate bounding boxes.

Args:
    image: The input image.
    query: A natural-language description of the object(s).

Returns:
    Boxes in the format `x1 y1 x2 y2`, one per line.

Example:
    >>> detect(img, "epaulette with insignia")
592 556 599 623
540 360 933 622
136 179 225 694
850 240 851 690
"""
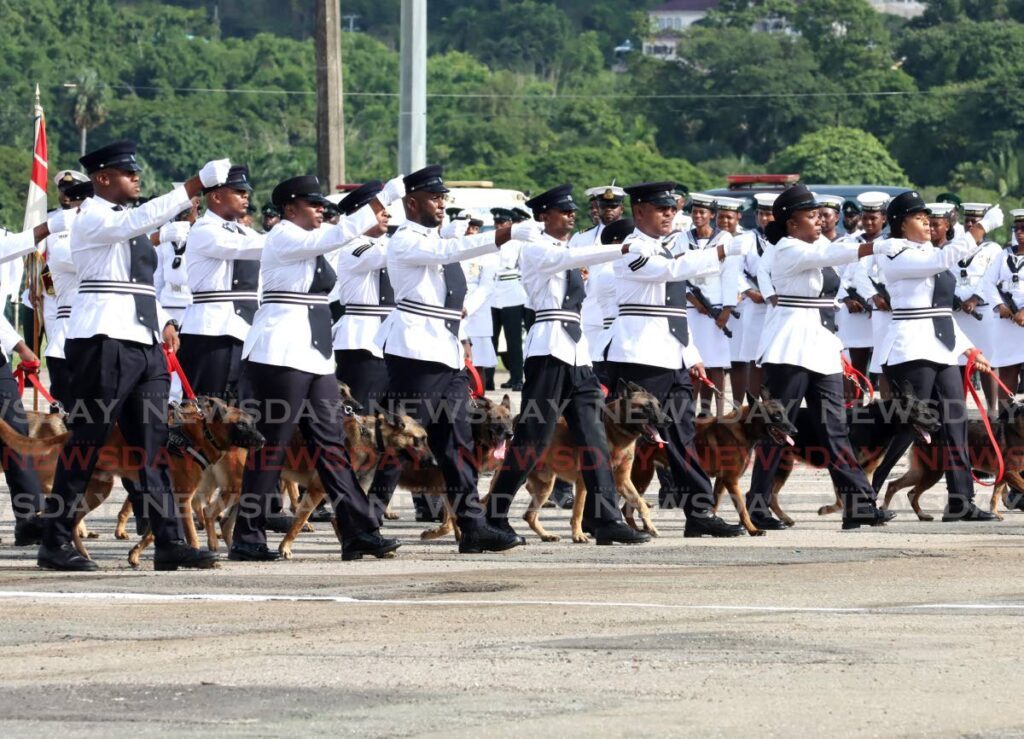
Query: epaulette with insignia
628 256 649 272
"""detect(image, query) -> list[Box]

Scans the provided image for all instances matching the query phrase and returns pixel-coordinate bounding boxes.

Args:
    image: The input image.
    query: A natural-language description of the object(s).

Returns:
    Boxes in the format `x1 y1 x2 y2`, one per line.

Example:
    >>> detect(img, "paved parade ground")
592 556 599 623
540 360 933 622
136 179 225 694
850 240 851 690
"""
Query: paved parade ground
2 450 1024 737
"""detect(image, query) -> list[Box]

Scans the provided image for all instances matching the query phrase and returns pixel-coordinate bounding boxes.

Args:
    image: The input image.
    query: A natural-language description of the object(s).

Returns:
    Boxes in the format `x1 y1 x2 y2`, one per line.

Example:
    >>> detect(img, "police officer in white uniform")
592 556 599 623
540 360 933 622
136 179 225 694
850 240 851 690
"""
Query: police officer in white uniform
838 192 886 382
43 179 92 410
730 193 776 400
485 184 651 545
981 209 1024 400
368 165 523 553
155 205 194 325
38 140 225 571
330 180 394 409
177 165 263 402
714 196 747 405
851 193 898 391
748 185 897 530
488 207 528 391
40 171 90 341
877 192 1002 521
462 229 499 388
230 174 403 562
605 182 746 537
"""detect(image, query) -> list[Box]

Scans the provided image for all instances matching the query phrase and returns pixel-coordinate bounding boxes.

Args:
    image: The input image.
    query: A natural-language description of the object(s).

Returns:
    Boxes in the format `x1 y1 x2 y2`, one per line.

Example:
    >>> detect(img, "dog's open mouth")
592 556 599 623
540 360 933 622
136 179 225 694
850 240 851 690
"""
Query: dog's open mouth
642 424 666 445
768 425 795 446
491 439 508 461
914 424 932 444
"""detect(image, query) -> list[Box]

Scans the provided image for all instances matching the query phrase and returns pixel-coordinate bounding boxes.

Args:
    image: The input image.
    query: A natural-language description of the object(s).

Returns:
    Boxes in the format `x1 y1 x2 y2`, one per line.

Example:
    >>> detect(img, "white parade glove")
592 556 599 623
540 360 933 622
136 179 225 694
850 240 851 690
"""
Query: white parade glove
626 240 657 257
159 221 191 244
198 158 232 188
980 205 1005 234
510 220 542 242
378 175 406 206
872 238 899 257
724 239 749 257
47 209 68 235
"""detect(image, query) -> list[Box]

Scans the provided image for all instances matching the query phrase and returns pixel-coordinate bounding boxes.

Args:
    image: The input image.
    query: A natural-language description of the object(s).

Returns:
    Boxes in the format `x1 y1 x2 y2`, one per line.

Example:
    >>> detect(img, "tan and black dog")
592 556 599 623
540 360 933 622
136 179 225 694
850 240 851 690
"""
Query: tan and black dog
883 398 1024 520
630 389 795 536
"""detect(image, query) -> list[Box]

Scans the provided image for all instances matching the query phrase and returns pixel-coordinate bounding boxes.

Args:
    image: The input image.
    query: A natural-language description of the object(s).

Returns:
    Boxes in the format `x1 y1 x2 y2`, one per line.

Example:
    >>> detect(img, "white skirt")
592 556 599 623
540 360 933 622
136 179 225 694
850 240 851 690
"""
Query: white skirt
868 311 892 374
469 335 498 368
986 315 1024 367
837 307 873 348
728 306 744 363
687 308 732 368
738 303 767 362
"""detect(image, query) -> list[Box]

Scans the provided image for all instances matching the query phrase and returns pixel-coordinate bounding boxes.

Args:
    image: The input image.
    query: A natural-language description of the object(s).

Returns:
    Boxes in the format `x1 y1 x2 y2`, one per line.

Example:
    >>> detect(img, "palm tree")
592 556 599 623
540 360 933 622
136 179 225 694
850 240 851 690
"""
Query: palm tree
72 69 110 156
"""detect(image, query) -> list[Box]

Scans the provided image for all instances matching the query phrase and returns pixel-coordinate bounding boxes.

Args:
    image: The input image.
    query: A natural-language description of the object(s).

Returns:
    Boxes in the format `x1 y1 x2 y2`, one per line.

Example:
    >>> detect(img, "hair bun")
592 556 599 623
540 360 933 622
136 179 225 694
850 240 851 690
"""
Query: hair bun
765 220 786 245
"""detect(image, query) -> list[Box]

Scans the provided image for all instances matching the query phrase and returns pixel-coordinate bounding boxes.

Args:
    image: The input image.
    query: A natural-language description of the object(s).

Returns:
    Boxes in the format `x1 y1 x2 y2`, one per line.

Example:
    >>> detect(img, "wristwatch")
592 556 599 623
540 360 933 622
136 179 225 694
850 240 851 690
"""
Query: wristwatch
165 319 181 332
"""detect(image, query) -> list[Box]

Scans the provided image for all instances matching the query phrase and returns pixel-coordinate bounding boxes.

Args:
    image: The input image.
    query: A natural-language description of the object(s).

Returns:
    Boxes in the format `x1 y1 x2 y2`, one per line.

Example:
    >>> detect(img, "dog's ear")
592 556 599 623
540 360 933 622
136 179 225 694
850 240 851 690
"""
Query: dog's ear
759 385 772 402
627 380 644 396
745 392 756 407
616 378 630 398
501 394 512 410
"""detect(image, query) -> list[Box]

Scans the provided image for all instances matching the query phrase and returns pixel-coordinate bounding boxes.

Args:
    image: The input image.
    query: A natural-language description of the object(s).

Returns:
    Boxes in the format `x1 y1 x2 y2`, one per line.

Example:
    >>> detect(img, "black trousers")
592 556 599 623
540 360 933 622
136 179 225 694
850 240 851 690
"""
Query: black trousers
46 356 72 410
234 360 376 546
177 333 245 400
523 308 536 331
747 363 878 518
884 359 974 512
0 360 44 523
367 354 487 529
334 349 388 412
605 361 714 516
43 337 183 548
491 305 524 384
488 355 623 524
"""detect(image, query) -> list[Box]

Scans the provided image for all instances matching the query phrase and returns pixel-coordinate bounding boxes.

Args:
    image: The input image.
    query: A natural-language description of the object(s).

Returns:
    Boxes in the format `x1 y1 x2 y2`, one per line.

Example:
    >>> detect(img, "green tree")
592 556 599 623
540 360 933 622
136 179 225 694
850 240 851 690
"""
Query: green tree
71 69 110 155
769 126 910 184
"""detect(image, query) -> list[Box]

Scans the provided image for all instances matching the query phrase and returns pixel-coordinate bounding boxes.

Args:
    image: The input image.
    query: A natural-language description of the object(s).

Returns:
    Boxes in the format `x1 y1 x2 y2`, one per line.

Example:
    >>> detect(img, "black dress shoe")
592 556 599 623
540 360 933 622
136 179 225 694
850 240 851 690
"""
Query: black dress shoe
499 380 515 389
228 541 281 562
38 543 98 571
750 514 788 531
942 504 998 522
154 542 219 571
842 509 896 530
486 517 526 545
589 520 651 545
547 482 574 510
308 502 333 523
264 512 295 534
459 523 522 553
14 517 44 546
342 531 401 561
684 514 744 538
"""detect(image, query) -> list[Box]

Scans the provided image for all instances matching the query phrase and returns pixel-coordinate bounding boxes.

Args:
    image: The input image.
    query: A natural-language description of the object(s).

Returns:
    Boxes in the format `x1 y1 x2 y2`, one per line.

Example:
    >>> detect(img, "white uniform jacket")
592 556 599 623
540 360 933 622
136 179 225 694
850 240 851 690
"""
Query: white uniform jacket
331 235 394 356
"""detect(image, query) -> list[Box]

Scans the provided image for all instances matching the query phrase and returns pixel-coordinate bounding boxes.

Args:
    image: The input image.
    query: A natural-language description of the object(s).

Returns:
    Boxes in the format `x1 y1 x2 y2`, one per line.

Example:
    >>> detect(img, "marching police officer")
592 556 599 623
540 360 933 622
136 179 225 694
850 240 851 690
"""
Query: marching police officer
368 165 521 553
177 165 263 402
261 202 281 232
603 182 744 538
38 140 225 570
331 180 394 410
489 206 528 391
231 174 405 562
485 184 650 545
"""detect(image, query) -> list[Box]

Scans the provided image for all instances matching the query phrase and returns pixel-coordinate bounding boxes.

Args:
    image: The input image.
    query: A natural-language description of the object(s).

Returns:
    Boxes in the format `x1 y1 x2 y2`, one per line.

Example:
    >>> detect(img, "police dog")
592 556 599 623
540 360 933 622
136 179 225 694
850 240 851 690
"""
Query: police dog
629 389 796 536
882 398 1024 520
782 382 941 522
275 410 435 559
476 381 662 543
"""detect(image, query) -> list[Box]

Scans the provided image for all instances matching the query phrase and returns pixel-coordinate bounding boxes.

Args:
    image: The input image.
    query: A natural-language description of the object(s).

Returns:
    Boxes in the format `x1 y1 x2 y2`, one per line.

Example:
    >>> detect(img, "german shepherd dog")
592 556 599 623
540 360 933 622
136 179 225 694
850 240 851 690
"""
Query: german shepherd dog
882 398 1024 520
779 381 941 522
20 397 264 562
473 380 663 543
629 389 796 536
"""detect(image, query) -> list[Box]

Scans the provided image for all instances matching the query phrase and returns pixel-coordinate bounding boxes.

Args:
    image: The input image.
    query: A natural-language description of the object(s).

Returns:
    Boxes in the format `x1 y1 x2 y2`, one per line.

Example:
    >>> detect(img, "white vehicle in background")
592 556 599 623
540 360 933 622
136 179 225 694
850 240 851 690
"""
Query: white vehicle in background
381 181 529 230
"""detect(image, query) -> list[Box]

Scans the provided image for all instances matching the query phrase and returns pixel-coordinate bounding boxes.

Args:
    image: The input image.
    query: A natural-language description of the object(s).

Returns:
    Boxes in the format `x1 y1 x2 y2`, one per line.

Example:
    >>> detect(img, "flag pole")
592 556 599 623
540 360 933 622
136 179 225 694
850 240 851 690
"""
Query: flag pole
25 84 48 410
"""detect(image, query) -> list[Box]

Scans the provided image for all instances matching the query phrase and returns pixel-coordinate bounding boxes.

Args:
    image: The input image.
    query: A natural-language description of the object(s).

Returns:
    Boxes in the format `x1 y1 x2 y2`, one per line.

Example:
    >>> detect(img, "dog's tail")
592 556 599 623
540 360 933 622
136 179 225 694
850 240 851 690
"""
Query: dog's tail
0 417 70 456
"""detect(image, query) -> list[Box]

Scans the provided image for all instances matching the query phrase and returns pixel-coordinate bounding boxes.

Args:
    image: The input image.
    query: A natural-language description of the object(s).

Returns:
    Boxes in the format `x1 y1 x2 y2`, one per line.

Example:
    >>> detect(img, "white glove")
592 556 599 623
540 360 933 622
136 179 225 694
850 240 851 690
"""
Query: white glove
626 241 657 257
159 221 191 244
378 175 406 207
871 238 899 257
980 205 1004 234
510 220 542 242
46 209 69 235
198 158 232 188
724 239 749 257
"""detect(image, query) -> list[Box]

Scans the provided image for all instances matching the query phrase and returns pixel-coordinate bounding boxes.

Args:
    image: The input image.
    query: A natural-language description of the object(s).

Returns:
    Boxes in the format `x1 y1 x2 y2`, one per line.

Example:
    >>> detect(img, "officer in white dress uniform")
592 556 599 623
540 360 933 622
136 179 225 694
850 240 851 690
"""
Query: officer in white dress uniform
330 181 395 408
714 196 747 405
511 207 538 330
40 171 90 341
38 140 224 571
155 206 194 324
588 218 635 385
729 193 776 400
604 182 746 537
836 193 883 379
177 165 263 402
489 207 529 391
982 209 1024 398
367 165 523 554
486 184 650 545
876 192 1002 521
748 185 897 530
462 236 499 387
676 193 738 415
230 174 404 562
43 179 92 410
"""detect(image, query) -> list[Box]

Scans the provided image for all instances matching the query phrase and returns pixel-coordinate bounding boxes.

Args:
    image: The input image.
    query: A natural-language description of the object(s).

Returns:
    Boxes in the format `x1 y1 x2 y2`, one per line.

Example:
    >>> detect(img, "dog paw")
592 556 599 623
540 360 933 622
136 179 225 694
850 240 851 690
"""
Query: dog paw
540 534 560 542
816 506 830 516
572 533 589 543
384 511 400 521
917 513 934 522
86 531 100 539
644 524 660 538
749 528 766 537
302 523 314 533
114 531 129 540
278 546 293 560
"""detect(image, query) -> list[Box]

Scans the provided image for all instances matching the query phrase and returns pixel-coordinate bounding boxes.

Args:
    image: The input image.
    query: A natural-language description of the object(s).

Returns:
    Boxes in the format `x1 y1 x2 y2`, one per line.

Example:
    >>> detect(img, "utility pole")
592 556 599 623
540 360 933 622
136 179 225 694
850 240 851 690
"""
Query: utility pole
399 0 426 174
315 0 345 188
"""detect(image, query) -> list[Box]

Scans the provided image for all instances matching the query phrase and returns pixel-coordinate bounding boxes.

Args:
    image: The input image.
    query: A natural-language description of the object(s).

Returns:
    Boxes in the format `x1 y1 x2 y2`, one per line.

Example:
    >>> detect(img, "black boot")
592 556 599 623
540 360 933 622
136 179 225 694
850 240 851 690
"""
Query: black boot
228 541 281 562
459 523 522 553
153 542 219 571
342 531 401 561
587 520 651 545
38 542 98 571
684 514 744 538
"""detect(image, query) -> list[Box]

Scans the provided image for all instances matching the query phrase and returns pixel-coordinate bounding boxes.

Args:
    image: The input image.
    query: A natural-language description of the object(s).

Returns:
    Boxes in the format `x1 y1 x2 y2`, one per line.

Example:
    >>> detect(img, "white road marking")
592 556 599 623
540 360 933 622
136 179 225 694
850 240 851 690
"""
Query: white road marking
0 590 1021 614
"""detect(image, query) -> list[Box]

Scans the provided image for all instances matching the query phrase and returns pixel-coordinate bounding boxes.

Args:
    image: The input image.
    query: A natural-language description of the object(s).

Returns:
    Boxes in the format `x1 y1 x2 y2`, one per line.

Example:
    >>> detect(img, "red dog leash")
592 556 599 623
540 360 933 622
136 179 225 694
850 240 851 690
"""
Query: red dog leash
464 358 485 399
963 349 1013 487
841 355 874 408
163 345 197 401
13 359 57 406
